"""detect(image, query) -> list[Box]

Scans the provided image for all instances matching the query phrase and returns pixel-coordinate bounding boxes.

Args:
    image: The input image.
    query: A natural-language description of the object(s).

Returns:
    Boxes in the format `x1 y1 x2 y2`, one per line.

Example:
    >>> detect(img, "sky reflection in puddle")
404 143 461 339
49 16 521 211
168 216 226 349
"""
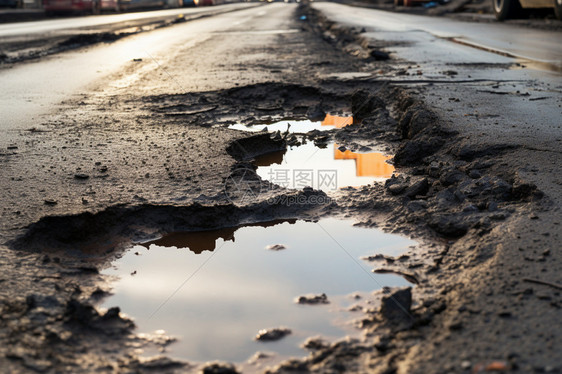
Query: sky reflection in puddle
230 115 395 191
100 218 415 364
255 143 394 191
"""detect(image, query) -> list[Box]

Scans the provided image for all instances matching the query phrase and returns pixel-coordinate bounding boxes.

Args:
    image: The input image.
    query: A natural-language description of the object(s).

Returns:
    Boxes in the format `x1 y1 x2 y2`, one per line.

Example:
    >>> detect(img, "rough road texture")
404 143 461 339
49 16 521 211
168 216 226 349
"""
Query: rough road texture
1 2 560 374
265 5 562 374
0 5 380 373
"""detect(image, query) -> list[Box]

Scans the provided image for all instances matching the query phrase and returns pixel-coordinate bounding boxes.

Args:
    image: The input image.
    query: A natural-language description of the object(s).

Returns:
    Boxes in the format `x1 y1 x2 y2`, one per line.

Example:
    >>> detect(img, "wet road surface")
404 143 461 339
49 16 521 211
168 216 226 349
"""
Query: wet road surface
314 1 562 197
1 2 561 373
314 2 562 69
0 3 277 137
0 3 259 37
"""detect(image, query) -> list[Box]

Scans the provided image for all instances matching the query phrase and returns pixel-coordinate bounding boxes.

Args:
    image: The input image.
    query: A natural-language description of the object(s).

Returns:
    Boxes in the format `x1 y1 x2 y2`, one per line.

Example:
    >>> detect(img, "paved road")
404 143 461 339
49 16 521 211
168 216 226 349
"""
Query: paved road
0 3 561 373
0 3 257 37
0 3 263 136
314 2 562 70
0 4 361 371
314 2 562 156
314 2 562 202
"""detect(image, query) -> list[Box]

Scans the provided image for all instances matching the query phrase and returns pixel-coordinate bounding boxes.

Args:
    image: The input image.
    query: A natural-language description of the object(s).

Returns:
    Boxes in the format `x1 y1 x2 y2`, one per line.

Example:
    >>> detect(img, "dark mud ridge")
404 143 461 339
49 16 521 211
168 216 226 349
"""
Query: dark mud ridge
144 81 404 154
143 82 351 126
298 3 391 62
10 196 330 257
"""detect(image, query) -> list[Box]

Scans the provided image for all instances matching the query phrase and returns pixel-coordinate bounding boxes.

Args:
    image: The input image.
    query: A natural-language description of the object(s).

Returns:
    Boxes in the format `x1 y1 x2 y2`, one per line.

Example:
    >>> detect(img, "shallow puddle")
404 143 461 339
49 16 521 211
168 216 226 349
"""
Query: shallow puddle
100 218 414 365
230 115 395 191
255 143 395 191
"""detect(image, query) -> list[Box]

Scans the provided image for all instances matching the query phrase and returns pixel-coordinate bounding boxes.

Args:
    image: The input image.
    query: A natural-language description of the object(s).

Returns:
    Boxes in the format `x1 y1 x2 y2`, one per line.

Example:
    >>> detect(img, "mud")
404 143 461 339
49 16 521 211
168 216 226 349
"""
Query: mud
255 328 292 342
143 82 354 128
10 203 317 256
0 73 404 372
1 2 560 374
296 293 330 305
298 5 391 62
259 87 549 374
264 5 561 374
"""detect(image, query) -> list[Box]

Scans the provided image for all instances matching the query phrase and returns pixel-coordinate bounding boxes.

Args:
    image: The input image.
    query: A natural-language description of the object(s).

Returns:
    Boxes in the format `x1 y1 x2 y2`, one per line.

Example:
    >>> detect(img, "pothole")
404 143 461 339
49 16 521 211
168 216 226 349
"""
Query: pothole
100 218 415 365
229 115 396 191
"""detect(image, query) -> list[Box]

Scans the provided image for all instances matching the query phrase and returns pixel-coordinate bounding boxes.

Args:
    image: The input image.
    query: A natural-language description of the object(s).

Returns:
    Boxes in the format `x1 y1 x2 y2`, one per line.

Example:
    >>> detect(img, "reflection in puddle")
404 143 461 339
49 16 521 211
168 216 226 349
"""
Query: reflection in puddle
321 114 353 128
228 114 354 133
141 220 295 254
255 143 395 191
334 146 395 179
252 149 286 167
101 219 415 364
230 115 395 190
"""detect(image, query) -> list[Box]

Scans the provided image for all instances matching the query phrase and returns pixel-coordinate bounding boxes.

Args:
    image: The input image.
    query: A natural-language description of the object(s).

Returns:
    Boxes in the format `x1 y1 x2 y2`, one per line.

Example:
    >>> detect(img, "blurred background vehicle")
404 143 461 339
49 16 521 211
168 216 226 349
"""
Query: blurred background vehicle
493 0 561 20
43 0 120 14
0 0 23 7
41 0 187 14
194 0 225 5
117 0 165 11
394 0 432 6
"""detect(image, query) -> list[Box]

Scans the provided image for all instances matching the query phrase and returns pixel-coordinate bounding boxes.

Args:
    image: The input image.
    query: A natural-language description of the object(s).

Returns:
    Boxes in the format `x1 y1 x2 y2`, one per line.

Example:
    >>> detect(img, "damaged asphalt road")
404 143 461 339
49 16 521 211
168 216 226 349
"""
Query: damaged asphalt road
1 2 561 374
0 3 261 65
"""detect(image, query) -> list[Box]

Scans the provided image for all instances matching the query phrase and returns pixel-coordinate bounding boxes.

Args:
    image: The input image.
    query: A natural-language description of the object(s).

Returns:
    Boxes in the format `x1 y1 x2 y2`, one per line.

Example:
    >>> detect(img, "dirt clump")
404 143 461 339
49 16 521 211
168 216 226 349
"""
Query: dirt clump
255 327 292 342
201 362 240 374
295 293 330 305
380 287 413 324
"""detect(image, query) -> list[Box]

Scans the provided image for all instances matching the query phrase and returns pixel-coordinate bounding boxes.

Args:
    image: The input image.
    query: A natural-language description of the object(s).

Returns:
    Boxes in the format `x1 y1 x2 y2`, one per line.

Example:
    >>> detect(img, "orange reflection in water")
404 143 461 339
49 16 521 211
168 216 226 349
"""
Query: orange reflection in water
321 114 395 179
334 146 395 178
321 114 354 128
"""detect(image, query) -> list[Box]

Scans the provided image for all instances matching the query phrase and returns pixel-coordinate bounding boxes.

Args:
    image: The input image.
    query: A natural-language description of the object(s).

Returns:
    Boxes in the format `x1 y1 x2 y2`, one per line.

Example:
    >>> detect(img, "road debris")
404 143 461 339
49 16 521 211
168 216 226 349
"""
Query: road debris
255 327 292 342
265 244 287 251
380 287 413 323
295 293 329 305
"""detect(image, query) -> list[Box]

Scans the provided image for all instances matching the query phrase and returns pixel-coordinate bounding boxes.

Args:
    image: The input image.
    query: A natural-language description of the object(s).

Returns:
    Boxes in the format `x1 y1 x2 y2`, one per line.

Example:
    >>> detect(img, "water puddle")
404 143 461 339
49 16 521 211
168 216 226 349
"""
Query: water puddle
100 218 415 365
228 114 353 134
230 115 395 191
255 143 395 191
